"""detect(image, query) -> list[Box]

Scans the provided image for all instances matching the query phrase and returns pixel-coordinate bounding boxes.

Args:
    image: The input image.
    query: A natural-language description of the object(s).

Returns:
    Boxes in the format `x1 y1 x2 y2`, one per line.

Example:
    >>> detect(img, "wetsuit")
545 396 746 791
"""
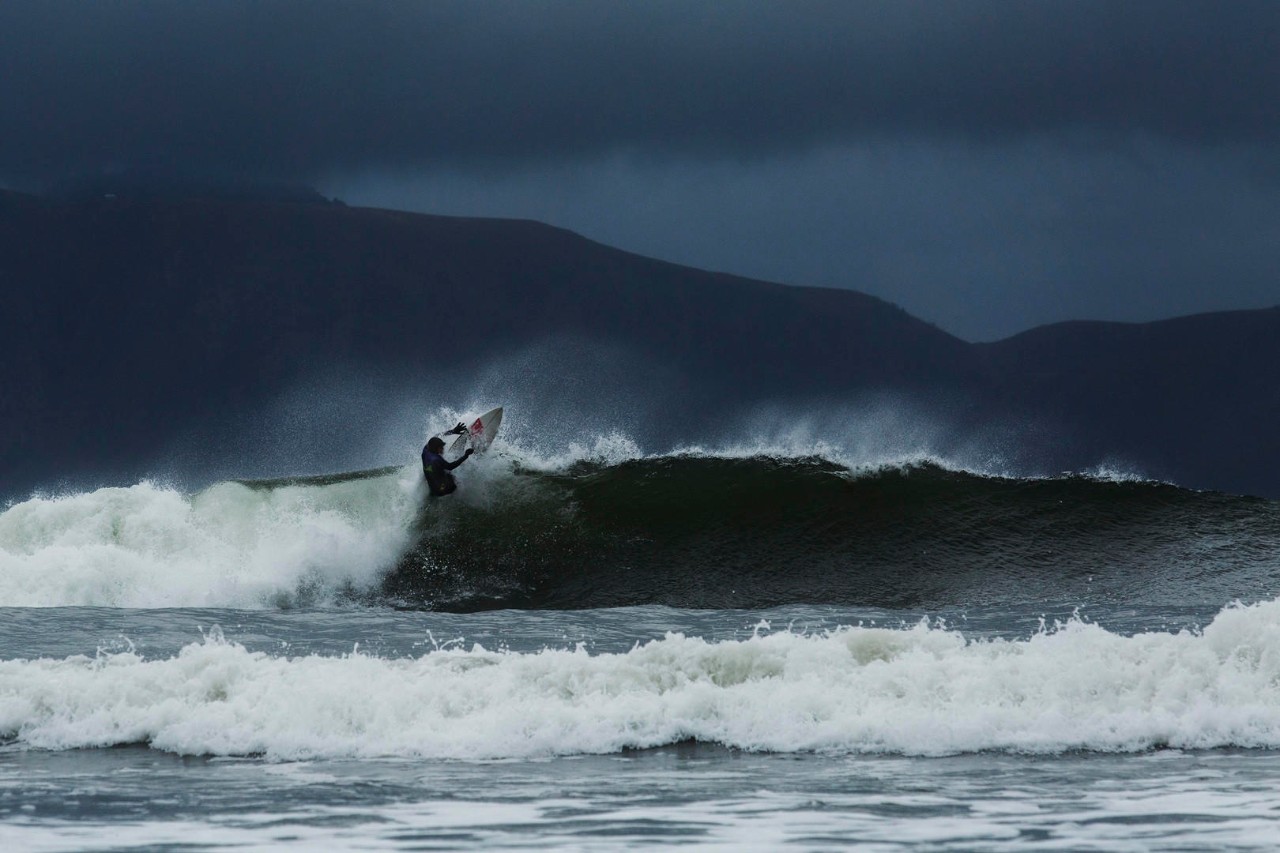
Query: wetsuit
422 446 469 496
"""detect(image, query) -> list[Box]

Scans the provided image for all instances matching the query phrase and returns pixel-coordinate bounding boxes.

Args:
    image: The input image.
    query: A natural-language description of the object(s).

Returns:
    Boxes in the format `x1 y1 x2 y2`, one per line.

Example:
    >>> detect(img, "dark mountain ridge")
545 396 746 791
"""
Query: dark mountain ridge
1 190 1276 498
977 308 1280 495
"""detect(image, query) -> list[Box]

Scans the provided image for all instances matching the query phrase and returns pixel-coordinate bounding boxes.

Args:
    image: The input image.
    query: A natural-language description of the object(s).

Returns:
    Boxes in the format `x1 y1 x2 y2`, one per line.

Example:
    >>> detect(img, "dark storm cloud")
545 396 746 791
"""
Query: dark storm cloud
2 0 1277 185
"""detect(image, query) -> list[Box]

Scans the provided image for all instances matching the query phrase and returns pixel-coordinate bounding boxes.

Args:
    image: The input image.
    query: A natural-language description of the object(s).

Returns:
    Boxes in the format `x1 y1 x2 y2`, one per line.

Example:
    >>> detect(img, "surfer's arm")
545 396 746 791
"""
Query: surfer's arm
443 449 473 470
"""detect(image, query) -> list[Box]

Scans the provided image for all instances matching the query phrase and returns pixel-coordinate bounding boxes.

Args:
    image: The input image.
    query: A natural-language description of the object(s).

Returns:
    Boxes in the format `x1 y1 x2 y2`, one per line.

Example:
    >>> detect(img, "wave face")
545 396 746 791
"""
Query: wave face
3 450 1278 611
6 601 1280 759
392 456 1280 611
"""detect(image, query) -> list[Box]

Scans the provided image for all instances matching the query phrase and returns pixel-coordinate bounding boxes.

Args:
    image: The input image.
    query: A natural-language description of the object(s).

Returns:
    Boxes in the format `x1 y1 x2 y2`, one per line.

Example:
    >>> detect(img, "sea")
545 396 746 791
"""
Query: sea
3 412 1280 851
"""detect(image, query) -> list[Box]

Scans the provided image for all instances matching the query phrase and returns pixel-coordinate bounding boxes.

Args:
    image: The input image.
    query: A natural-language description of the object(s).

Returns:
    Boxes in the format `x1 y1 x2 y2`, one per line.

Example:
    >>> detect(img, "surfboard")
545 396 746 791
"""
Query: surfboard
449 407 503 456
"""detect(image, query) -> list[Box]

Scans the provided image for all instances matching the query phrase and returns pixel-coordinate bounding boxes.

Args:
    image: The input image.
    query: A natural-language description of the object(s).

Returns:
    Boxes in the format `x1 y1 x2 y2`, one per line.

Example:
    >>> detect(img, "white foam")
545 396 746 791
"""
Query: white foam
1079 463 1162 485
5 600 1280 759
0 468 423 608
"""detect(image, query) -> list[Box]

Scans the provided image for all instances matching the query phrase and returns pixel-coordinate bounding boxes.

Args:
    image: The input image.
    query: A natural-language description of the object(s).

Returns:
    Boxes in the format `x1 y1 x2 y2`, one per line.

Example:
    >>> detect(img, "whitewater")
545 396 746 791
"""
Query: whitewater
4 420 1280 849
7 604 1280 760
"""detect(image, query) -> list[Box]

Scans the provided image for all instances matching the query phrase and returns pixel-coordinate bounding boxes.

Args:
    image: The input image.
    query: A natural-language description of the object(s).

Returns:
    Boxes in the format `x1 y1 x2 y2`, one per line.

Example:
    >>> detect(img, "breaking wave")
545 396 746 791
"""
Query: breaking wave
6 600 1280 759
2 438 1277 610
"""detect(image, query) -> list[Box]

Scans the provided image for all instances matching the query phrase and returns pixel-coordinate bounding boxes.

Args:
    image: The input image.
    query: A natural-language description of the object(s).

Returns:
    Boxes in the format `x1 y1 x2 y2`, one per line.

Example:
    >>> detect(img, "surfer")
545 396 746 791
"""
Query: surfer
422 424 474 497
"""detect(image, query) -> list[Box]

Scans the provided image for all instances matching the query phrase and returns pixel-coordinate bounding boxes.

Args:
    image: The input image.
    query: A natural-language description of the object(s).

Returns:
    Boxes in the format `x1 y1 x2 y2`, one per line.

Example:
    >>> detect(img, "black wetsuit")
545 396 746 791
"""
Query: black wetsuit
422 447 467 496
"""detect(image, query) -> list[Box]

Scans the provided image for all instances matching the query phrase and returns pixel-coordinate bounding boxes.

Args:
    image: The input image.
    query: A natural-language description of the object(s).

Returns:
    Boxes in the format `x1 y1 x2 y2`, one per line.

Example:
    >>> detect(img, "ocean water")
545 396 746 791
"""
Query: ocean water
4 432 1280 850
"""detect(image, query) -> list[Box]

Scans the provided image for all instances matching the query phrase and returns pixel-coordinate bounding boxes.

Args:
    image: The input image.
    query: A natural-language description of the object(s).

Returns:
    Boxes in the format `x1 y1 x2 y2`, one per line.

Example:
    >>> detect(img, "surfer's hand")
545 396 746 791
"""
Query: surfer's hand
464 448 474 458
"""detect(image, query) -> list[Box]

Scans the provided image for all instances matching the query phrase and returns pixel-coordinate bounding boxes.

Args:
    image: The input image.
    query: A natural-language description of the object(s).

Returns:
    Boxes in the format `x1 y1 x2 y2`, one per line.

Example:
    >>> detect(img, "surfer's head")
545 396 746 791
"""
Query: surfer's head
427 437 445 453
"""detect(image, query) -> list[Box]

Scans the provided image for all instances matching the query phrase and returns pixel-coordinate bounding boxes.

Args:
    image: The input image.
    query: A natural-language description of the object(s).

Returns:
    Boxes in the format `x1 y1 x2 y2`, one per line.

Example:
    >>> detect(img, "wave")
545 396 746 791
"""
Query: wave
3 443 1278 610
6 600 1280 759
392 454 1280 611
0 470 421 608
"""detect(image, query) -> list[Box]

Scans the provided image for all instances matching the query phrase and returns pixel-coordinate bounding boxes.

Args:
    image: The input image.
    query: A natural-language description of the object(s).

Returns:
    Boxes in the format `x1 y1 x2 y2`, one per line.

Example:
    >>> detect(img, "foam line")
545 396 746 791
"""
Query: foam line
4 601 1280 759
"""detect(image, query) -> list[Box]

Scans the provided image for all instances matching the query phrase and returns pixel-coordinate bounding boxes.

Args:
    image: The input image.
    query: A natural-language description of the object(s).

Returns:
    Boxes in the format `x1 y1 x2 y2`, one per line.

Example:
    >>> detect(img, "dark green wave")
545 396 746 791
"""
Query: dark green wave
383 457 1280 611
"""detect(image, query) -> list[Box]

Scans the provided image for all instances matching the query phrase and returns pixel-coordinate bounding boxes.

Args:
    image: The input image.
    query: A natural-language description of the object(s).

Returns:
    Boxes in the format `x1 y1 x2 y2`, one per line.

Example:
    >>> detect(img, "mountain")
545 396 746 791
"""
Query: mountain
0 190 971 495
976 308 1280 496
1 189 1276 498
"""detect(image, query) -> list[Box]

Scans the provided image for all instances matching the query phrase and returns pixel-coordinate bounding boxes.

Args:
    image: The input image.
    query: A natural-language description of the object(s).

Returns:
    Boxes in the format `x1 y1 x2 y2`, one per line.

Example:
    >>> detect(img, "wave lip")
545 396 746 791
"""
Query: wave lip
5 600 1280 759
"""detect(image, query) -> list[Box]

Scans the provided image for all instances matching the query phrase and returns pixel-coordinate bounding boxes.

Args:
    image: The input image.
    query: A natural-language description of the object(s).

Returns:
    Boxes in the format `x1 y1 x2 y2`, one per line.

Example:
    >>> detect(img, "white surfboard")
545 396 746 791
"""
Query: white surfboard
449 407 503 456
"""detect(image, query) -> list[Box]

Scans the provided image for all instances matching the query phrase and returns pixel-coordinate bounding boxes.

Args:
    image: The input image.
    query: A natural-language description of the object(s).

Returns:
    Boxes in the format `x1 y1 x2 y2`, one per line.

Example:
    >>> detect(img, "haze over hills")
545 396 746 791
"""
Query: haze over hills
1 188 1277 498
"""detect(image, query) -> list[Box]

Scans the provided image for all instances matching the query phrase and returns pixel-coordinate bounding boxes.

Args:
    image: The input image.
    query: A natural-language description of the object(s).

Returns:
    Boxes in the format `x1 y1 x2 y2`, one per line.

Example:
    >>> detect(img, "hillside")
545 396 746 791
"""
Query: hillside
2 190 1277 498
0 191 973 495
978 308 1280 495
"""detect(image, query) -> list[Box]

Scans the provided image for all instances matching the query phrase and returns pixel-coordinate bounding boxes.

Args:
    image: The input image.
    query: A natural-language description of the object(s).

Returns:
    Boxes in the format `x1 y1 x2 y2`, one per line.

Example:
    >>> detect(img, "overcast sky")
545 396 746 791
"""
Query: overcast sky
3 1 1277 340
